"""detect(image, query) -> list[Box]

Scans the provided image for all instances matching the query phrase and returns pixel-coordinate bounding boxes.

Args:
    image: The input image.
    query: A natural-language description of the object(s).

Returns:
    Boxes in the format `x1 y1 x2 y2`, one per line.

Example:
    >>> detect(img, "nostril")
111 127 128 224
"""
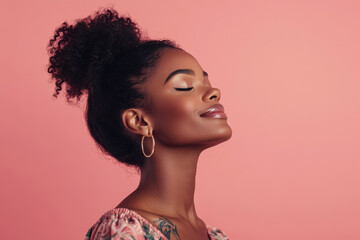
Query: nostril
204 87 221 101
210 95 217 100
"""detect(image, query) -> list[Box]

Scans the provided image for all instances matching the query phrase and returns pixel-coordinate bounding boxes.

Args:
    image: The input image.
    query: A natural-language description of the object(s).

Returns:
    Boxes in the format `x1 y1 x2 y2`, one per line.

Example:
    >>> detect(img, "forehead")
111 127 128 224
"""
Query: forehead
158 48 200 69
148 48 202 84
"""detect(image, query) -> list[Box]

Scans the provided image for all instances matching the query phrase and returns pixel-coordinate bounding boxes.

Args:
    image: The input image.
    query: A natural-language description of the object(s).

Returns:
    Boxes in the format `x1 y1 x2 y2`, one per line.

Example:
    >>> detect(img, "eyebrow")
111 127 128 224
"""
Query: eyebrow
164 69 208 85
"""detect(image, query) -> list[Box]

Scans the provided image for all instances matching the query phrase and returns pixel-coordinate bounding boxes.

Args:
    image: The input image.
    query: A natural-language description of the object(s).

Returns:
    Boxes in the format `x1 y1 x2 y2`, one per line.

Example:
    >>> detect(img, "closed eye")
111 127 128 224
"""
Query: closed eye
174 87 194 91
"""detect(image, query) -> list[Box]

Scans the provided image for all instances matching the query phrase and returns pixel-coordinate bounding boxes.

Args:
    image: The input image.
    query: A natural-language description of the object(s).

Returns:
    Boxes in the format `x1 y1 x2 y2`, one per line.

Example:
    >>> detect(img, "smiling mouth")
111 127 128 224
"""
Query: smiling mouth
200 104 227 119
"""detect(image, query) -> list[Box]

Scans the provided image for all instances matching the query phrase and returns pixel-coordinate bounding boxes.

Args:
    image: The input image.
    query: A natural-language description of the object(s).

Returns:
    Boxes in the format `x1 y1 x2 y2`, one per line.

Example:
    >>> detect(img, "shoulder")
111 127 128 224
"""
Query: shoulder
83 208 167 240
207 225 230 240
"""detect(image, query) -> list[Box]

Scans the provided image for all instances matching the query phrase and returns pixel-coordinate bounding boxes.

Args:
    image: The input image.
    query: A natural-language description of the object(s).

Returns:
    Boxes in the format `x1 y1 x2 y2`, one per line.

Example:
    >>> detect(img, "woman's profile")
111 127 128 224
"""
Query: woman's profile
47 8 232 240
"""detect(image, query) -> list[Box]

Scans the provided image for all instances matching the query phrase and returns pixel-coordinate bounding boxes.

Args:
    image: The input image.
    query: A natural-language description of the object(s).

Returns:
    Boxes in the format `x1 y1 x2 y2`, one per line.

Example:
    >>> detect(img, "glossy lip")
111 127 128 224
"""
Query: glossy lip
200 103 227 118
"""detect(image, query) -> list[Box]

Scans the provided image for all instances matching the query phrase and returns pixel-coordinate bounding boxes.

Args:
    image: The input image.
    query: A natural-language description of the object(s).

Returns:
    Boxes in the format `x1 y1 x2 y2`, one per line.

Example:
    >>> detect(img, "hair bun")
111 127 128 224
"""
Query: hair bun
47 8 141 101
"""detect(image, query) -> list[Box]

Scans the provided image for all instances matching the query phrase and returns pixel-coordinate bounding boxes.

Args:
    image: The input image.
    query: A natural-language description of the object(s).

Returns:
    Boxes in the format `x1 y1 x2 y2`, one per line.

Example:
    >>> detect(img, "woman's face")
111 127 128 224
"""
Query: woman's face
142 48 232 148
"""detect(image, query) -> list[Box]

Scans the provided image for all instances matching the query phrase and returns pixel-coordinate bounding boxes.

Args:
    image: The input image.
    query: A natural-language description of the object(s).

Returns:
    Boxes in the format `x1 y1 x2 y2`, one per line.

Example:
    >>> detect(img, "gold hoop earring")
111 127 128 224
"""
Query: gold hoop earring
141 135 155 158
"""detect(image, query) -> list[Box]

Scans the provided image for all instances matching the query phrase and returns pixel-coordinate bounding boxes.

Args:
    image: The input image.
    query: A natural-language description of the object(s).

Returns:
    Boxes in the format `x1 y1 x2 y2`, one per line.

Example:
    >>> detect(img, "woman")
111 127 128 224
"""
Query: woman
47 8 232 240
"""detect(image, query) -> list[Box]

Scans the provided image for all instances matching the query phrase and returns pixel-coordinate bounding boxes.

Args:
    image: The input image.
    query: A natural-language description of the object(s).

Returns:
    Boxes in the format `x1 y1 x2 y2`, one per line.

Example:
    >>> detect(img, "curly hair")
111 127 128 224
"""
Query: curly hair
47 8 179 169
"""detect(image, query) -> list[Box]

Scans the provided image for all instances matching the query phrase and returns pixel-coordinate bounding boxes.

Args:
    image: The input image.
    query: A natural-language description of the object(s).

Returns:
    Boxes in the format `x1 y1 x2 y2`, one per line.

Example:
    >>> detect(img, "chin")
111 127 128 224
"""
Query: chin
201 125 232 148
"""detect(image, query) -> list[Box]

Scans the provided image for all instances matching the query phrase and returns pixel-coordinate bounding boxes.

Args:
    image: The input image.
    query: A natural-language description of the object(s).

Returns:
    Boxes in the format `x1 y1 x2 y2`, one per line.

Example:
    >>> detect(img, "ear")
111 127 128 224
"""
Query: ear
121 108 153 137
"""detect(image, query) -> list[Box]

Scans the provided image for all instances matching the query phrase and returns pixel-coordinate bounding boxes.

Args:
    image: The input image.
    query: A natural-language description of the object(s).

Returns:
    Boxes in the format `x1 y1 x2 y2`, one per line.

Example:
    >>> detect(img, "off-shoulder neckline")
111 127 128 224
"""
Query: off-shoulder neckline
101 207 215 240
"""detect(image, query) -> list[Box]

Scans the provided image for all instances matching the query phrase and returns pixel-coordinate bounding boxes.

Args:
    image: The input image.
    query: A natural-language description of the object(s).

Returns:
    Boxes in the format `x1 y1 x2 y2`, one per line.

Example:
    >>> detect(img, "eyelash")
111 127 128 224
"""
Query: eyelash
174 87 194 91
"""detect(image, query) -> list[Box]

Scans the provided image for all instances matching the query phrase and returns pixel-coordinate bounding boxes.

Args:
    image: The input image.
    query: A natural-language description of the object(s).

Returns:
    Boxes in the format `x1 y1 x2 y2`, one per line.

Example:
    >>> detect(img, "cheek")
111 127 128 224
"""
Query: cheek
152 97 201 139
154 97 197 124
150 94 232 146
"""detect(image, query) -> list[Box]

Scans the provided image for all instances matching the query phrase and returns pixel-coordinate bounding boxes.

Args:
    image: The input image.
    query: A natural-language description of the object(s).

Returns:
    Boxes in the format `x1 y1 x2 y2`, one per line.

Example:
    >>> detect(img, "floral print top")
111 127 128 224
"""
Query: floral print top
84 208 229 240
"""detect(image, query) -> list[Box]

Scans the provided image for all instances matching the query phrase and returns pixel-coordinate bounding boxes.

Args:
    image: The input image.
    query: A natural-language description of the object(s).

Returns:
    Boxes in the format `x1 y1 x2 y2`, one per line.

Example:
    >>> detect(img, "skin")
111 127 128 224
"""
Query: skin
117 48 232 240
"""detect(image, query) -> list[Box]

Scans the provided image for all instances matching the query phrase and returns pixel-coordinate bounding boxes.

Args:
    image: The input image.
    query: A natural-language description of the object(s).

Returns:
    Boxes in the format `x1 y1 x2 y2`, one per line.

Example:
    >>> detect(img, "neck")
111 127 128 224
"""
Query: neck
137 142 203 221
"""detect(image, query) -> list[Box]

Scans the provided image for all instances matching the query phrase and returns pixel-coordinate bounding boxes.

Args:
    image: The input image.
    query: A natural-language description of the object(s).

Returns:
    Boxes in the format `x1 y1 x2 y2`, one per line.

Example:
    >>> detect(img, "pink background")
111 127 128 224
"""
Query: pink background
1 0 359 239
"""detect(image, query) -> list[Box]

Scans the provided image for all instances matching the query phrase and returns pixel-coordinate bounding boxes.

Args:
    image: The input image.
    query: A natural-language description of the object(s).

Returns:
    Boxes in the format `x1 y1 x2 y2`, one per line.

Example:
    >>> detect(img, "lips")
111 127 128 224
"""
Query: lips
200 104 227 118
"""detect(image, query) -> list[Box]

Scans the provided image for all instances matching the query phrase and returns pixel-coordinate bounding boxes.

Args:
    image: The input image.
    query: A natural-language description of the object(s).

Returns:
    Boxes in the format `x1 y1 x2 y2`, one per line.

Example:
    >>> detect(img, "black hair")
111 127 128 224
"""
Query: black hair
47 8 179 169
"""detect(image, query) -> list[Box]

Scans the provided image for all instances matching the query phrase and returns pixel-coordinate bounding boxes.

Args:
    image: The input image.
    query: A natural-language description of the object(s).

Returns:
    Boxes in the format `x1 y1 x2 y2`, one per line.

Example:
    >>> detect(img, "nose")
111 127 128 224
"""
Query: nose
203 87 221 102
